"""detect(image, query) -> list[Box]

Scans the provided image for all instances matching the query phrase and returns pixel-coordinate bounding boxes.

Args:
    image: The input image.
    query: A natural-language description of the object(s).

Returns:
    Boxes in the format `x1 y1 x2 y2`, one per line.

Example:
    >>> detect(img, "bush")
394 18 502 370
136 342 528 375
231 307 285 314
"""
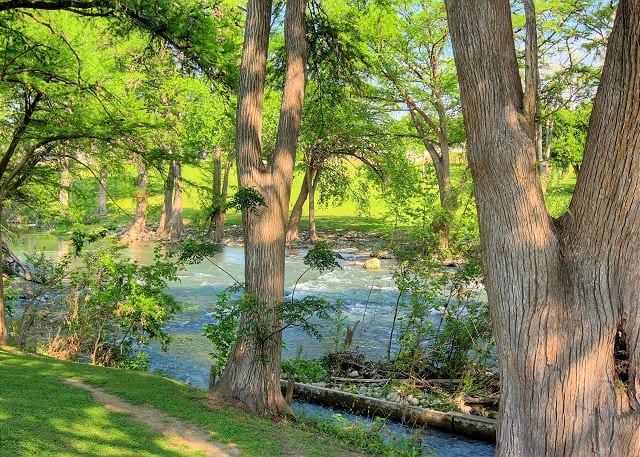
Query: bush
392 256 495 380
281 358 327 383
43 243 182 366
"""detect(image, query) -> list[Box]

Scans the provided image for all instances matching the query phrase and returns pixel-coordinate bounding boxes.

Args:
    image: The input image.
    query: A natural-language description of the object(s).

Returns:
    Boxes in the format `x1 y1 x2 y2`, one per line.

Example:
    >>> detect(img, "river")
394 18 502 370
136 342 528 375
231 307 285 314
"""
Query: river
11 232 495 457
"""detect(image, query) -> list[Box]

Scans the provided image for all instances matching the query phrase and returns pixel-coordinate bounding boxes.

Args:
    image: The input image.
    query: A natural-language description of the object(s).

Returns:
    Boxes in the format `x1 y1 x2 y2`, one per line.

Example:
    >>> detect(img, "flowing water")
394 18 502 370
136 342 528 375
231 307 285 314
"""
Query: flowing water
11 232 495 457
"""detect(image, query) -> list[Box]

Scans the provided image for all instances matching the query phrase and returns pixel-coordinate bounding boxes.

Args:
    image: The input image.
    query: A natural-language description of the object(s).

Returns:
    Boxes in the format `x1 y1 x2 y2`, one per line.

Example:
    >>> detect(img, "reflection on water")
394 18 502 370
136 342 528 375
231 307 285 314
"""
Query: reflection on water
12 232 495 456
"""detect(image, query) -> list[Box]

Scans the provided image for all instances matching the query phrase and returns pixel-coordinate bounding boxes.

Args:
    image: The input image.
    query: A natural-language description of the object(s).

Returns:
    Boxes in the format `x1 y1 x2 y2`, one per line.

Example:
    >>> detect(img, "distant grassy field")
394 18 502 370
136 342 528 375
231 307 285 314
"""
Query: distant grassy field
60 160 576 234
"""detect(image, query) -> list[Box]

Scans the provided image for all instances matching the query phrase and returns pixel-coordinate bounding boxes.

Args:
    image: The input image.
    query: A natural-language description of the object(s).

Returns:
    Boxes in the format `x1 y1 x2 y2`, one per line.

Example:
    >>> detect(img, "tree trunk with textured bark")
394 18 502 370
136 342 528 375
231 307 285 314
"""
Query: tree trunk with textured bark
121 158 148 241
308 168 320 243
0 205 6 345
157 160 175 237
207 146 232 243
96 166 108 215
167 160 185 240
59 157 70 207
433 153 451 251
212 0 307 417
405 93 454 251
286 167 310 244
523 0 548 191
445 0 640 455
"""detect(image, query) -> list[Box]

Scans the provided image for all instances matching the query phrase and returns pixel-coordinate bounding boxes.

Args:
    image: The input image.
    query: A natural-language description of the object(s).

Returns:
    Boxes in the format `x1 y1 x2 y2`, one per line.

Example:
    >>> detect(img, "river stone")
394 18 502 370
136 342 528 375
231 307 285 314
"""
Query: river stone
363 258 382 270
348 370 359 378
387 392 400 402
410 397 420 406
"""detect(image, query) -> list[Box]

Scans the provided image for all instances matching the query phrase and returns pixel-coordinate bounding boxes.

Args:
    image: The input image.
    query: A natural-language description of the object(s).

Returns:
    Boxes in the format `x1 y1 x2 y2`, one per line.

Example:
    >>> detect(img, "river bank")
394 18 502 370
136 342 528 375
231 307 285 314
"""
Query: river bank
9 230 496 456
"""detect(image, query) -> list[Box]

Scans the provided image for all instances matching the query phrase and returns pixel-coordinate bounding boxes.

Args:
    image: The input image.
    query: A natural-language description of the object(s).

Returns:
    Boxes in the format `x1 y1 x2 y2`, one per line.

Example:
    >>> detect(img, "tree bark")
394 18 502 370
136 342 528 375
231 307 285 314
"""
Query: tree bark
523 0 547 191
59 157 70 207
157 160 175 237
167 160 185 240
308 168 320 243
212 0 307 417
405 94 454 250
286 167 310 244
96 166 108 215
445 0 640 455
207 146 232 243
121 158 148 241
0 205 7 345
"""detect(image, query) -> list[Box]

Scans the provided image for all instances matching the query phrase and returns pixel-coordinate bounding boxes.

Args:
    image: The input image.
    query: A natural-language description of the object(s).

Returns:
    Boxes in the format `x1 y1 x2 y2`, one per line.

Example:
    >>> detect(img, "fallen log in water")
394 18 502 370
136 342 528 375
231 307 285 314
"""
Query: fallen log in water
282 381 495 442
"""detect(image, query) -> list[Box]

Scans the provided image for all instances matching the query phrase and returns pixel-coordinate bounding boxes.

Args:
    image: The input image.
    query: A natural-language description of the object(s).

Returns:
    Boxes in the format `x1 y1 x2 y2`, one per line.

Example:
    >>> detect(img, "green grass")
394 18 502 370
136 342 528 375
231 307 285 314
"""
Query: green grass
0 348 364 457
0 352 199 456
544 171 577 218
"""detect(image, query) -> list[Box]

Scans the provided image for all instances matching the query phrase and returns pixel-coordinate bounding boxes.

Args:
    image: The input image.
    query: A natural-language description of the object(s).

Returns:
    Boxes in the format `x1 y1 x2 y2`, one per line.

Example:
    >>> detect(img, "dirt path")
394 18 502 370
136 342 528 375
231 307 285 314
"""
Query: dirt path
63 378 241 457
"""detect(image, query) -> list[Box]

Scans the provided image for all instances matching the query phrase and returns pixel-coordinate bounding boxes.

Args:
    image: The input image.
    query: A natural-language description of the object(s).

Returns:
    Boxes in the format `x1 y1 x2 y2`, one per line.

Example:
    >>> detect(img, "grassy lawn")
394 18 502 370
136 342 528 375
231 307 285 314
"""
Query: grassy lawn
0 348 364 457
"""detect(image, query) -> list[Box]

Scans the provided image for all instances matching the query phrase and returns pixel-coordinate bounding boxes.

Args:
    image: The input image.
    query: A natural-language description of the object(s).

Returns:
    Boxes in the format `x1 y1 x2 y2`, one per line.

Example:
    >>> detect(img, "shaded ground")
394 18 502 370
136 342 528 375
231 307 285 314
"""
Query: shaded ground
63 379 240 457
0 348 369 457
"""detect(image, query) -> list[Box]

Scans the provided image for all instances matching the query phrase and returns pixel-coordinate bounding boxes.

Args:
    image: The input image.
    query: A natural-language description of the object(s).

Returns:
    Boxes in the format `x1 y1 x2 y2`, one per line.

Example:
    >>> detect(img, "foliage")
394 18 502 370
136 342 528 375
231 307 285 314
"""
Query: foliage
47 243 182 365
549 104 591 174
392 254 494 379
203 243 343 371
281 358 327 383
175 238 221 264
23 251 70 284
227 187 267 213
303 240 341 273
70 228 108 255
202 289 240 370
116 348 150 371
298 412 423 457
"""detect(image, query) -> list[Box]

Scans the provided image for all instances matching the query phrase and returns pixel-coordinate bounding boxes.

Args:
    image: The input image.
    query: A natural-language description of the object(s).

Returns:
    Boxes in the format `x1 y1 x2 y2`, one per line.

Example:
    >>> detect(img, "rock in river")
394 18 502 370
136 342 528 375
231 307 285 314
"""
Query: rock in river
363 258 382 270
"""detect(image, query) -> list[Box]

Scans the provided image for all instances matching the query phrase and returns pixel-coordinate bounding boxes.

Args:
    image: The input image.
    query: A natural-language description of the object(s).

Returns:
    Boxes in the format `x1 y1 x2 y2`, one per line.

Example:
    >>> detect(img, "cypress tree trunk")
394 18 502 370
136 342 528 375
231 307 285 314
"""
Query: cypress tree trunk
157 160 175 237
208 147 232 243
212 0 307 417
445 0 640 455
121 158 148 241
406 94 454 251
286 167 310 244
167 160 185 240
308 168 320 243
96 166 108 215
59 157 70 207
0 204 7 345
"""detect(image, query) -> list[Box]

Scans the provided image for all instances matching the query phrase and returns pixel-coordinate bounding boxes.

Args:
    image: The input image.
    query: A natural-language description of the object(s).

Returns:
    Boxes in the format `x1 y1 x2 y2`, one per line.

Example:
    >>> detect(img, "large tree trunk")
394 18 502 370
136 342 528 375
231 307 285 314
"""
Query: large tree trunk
121 158 148 241
445 0 640 455
286 167 310 244
96 166 108 215
167 161 185 240
0 205 7 345
212 0 307 417
157 160 175 237
207 147 232 243
433 154 452 251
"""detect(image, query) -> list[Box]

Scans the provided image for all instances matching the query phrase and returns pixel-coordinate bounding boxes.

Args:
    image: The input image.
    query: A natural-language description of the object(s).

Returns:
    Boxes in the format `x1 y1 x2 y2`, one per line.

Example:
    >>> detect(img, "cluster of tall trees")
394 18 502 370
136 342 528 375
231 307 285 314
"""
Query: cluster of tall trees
2 0 640 454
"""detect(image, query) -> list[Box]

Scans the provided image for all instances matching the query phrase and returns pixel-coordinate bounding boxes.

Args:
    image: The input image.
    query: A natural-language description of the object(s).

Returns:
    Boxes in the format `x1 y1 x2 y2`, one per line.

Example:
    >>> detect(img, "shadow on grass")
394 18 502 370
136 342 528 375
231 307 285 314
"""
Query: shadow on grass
0 352 196 457
0 349 366 457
